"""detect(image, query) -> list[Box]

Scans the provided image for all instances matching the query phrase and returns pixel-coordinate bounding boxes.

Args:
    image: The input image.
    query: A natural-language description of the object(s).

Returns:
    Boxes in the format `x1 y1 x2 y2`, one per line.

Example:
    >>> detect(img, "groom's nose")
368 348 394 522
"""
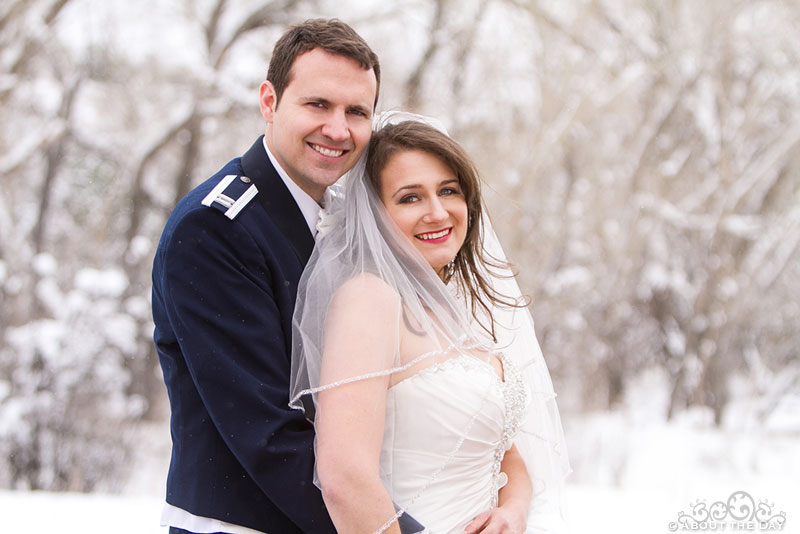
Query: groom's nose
320 108 350 142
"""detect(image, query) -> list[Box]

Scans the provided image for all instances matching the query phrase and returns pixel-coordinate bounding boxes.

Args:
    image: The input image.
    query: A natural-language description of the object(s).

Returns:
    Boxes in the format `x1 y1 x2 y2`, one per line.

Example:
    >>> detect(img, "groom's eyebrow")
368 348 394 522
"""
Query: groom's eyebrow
302 96 371 117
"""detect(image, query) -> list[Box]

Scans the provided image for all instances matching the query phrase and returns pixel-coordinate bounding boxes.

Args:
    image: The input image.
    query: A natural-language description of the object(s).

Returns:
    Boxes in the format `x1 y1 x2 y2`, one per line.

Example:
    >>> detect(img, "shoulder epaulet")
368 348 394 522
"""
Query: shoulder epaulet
201 174 258 220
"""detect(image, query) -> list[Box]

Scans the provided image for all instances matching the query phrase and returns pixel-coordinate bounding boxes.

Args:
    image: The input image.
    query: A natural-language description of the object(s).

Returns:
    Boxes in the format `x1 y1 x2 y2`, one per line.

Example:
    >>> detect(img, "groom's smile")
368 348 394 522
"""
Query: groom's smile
309 143 347 158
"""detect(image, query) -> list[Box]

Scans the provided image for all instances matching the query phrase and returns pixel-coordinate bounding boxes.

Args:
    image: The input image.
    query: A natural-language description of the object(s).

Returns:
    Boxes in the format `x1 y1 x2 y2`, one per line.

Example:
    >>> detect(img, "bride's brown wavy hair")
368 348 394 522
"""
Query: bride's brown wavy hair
365 121 525 341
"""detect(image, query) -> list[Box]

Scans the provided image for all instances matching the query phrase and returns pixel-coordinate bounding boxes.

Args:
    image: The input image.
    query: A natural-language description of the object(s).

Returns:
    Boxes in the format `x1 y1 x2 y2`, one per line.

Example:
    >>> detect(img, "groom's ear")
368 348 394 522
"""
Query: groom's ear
259 81 278 122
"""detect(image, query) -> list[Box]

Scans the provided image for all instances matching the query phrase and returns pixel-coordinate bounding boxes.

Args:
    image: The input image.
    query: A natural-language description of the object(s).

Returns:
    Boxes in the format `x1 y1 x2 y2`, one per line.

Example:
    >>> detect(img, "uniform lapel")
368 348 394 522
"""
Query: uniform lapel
241 136 315 266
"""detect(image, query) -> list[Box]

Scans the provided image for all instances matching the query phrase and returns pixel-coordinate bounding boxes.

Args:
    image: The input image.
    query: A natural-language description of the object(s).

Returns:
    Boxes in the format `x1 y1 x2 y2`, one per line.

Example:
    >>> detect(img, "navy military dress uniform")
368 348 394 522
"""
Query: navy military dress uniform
152 137 333 533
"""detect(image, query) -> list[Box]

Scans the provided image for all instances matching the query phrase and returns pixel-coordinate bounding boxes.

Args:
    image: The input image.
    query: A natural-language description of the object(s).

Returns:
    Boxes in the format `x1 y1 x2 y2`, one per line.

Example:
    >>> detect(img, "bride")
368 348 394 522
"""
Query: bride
289 113 570 534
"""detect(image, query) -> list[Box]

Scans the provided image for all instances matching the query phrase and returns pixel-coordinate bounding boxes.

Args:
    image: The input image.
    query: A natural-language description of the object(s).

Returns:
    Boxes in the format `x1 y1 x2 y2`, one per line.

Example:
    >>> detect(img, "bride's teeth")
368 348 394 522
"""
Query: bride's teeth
312 144 344 157
417 229 450 240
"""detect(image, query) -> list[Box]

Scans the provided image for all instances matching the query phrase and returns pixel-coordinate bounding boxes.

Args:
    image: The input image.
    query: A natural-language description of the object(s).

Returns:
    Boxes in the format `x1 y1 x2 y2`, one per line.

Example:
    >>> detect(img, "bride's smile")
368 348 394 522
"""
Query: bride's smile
414 227 452 241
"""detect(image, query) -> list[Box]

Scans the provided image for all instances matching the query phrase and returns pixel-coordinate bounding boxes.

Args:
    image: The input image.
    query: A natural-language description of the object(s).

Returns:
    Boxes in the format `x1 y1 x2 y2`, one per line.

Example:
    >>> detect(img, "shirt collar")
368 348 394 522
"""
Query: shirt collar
262 137 323 237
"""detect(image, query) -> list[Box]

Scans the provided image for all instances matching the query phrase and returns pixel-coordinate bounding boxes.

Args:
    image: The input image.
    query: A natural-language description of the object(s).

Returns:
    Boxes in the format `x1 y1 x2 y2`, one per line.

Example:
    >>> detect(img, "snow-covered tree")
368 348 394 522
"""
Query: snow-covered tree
1 0 798 491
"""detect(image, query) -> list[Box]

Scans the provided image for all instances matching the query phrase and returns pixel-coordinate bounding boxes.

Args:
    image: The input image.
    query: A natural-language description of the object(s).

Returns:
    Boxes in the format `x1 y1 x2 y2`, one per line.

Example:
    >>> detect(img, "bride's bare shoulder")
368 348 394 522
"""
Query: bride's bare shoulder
331 272 400 309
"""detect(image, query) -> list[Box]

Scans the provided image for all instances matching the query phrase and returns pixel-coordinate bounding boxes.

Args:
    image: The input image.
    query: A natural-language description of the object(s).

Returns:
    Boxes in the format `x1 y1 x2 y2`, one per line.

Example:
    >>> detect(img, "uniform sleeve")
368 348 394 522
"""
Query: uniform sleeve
160 207 336 533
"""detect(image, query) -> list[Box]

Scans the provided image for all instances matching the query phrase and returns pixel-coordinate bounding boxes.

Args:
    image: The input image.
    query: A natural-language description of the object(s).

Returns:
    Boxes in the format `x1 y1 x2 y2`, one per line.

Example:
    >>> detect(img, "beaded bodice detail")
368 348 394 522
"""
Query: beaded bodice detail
489 352 528 507
379 352 530 534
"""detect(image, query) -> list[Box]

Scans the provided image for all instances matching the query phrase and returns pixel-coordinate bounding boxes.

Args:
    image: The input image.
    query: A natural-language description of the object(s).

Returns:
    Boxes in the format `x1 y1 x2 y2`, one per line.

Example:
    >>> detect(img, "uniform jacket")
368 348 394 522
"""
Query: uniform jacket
152 136 335 533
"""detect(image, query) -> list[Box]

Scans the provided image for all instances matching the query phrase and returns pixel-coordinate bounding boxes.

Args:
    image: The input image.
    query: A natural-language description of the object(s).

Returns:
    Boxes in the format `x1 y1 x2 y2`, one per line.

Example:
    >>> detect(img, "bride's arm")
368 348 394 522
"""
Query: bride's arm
315 275 402 534
498 444 533 526
464 443 532 534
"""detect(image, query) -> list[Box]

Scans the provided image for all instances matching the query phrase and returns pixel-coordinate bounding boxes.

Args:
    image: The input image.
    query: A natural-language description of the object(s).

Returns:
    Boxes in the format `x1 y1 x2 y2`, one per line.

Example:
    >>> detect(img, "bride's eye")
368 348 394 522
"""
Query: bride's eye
398 194 420 204
440 187 458 196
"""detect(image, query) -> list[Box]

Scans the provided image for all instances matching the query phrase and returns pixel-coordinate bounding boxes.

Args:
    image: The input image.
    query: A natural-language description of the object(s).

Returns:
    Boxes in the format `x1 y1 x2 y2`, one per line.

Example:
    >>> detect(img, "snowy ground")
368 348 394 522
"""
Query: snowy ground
0 485 682 534
3 482 796 534
4 397 798 534
0 486 643 534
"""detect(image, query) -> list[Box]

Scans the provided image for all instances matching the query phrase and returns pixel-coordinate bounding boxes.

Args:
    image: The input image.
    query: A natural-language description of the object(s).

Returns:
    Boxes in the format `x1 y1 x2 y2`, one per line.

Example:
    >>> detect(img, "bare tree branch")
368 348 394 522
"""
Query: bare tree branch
450 0 490 99
405 0 446 111
505 0 596 55
7 0 72 75
213 0 302 69
0 0 28 35
32 74 83 253
206 0 228 52
125 105 197 245
44 0 70 24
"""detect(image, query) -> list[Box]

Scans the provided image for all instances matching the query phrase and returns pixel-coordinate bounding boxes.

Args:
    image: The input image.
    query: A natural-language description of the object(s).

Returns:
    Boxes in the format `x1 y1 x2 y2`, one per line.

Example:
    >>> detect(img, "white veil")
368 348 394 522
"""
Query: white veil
289 112 570 533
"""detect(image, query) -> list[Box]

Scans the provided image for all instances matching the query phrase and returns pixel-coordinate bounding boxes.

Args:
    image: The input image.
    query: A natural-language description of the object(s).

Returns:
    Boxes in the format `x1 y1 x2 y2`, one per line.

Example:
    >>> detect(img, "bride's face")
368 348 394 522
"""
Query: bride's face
378 149 468 278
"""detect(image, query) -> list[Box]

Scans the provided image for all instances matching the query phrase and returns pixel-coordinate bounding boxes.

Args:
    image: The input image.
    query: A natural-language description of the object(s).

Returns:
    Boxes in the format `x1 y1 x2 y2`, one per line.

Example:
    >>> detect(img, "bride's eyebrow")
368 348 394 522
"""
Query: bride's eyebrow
392 184 421 199
391 179 460 200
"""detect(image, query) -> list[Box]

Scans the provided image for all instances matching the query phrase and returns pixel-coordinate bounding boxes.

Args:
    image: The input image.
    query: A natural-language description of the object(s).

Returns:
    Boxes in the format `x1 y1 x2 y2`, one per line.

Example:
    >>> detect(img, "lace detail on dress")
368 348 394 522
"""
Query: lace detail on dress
489 353 529 507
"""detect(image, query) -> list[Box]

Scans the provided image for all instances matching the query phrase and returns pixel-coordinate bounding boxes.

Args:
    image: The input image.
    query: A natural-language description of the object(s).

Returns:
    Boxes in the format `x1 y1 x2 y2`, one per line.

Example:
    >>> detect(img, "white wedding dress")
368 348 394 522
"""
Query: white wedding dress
379 353 530 534
290 113 570 534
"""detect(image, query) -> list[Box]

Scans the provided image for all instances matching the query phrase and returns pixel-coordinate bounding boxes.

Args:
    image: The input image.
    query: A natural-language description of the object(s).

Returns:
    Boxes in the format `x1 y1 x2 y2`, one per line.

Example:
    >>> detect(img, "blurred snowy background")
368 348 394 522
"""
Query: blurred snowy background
1 0 798 532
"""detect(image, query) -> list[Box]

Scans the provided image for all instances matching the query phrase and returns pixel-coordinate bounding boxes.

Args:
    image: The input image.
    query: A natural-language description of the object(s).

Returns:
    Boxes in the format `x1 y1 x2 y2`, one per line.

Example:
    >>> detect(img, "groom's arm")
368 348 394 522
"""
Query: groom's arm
159 209 336 533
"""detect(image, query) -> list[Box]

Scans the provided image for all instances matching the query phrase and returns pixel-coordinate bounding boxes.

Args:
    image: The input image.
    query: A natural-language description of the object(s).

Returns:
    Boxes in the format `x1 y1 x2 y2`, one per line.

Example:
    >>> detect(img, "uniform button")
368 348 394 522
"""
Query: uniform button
240 176 251 183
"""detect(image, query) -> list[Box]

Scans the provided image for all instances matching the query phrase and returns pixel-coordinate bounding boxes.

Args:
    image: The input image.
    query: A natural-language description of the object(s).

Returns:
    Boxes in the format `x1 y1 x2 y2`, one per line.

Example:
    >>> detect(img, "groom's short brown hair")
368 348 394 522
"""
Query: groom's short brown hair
267 18 381 108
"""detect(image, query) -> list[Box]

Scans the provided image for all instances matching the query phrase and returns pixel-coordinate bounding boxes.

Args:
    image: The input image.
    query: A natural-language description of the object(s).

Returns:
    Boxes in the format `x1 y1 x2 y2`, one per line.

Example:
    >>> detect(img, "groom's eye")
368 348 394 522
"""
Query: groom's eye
348 107 370 118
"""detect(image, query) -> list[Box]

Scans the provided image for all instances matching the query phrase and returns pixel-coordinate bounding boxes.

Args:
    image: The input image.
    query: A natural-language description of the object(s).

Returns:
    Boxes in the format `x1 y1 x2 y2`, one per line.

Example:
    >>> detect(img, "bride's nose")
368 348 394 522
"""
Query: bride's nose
423 197 448 224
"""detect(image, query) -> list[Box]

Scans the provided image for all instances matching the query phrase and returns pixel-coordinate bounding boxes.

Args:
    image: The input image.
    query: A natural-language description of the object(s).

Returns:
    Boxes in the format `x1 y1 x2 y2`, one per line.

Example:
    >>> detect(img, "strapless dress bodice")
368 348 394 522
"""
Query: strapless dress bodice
380 353 528 534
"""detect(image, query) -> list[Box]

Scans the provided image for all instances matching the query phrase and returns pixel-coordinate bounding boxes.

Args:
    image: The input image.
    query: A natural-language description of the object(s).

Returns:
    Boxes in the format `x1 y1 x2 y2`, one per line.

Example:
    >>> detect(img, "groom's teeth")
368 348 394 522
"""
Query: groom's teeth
416 229 450 240
311 144 344 157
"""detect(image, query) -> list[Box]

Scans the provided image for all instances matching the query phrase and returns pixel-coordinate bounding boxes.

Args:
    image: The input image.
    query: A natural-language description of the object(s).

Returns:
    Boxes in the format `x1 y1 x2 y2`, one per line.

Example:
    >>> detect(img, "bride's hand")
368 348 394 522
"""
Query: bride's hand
463 504 527 534
467 443 531 533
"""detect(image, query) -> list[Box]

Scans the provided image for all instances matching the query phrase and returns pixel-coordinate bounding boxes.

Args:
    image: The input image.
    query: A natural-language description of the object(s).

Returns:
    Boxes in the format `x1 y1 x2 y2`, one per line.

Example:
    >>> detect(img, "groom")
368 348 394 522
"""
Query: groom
152 19 418 534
